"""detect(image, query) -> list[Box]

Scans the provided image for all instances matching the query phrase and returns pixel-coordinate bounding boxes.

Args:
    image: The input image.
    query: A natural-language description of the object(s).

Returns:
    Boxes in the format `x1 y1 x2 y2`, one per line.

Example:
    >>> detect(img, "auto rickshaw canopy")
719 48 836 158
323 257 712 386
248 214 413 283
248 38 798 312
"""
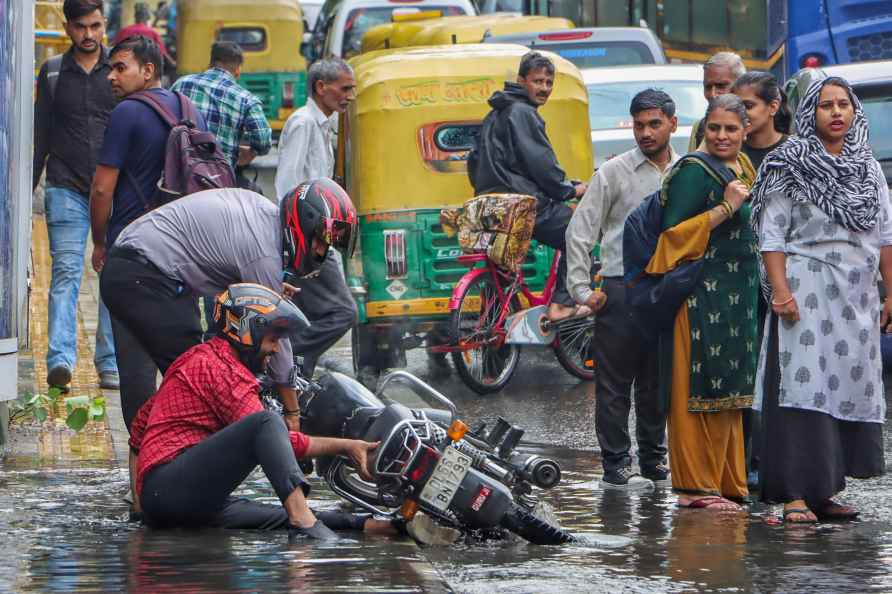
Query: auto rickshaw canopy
344 44 592 215
361 13 573 54
176 0 305 74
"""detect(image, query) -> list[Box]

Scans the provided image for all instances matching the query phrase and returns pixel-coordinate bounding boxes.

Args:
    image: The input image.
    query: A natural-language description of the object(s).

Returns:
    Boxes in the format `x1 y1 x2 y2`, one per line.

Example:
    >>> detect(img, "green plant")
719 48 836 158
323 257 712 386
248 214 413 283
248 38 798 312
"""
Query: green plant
9 388 106 432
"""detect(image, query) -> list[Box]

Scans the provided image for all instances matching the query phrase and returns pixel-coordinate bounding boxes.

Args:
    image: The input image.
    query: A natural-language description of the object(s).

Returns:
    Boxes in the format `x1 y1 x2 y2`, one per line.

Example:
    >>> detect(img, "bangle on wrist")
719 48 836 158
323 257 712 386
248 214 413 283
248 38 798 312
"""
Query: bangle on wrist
721 200 735 217
771 296 794 307
283 408 300 416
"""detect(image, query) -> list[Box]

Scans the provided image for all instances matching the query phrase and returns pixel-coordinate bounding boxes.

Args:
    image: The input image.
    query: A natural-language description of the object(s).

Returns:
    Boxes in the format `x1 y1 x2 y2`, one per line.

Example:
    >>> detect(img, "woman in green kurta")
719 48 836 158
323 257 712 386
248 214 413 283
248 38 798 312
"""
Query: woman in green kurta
647 94 757 510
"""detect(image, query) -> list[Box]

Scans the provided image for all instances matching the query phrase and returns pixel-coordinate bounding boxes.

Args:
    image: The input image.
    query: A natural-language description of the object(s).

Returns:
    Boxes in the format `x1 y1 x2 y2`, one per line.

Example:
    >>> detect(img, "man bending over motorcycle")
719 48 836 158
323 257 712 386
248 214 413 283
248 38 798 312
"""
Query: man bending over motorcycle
128 283 395 540
468 50 589 323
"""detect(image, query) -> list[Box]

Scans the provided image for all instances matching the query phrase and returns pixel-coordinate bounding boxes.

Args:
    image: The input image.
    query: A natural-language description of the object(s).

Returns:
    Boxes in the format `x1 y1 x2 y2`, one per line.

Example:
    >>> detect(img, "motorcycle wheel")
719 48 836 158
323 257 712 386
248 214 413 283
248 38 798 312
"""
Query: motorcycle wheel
552 315 595 381
500 504 575 545
449 274 520 395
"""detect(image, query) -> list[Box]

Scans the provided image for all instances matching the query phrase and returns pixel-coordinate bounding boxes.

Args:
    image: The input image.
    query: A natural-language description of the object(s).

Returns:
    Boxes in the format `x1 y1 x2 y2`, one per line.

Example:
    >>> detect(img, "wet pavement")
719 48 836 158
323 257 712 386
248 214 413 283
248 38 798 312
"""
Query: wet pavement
8 211 892 593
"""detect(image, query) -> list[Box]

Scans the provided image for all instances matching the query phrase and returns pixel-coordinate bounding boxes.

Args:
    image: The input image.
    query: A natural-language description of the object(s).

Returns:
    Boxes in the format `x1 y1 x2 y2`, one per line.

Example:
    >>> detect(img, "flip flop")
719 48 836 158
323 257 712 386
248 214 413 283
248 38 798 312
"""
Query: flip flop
547 304 594 324
782 507 817 524
813 500 859 521
677 496 740 510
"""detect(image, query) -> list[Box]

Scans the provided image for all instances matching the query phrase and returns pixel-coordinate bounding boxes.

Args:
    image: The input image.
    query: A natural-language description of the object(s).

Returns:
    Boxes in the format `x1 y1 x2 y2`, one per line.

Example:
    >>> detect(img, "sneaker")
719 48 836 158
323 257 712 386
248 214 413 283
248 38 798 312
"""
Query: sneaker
600 467 654 491
99 371 120 390
288 520 340 542
47 365 72 392
641 464 672 485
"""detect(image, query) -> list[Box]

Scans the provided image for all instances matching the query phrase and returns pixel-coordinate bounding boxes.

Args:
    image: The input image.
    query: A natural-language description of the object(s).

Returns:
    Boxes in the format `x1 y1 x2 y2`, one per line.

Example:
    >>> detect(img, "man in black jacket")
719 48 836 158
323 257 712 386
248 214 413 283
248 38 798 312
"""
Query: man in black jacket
33 0 119 391
468 51 588 322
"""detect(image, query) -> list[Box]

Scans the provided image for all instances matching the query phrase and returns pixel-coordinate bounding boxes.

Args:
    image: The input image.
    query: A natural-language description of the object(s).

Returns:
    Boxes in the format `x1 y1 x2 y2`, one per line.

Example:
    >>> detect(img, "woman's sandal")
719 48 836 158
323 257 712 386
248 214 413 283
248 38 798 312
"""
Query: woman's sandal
782 507 817 524
677 496 741 511
812 500 859 521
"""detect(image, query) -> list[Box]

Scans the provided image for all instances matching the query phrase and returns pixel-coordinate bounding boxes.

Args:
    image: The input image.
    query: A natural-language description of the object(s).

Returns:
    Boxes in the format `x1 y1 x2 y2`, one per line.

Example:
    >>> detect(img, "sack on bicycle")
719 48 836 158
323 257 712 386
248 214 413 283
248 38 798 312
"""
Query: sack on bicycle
440 193 537 272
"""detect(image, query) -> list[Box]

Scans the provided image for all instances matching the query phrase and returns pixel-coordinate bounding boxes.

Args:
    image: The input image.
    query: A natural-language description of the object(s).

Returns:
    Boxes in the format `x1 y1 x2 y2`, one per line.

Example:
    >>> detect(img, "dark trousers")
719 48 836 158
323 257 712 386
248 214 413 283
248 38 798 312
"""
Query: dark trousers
533 200 575 306
100 250 204 429
289 249 358 377
141 411 311 528
592 278 667 473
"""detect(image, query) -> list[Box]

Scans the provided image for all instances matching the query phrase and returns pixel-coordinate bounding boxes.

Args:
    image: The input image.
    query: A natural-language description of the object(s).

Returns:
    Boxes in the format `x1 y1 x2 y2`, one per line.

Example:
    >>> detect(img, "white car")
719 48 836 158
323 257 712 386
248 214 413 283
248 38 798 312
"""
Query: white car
582 64 707 169
311 0 476 60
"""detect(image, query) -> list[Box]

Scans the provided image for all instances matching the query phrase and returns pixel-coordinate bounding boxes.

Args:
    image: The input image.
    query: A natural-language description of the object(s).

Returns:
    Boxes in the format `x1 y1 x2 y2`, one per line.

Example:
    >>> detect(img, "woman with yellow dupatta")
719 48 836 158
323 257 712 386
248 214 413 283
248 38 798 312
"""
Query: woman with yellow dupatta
648 94 757 510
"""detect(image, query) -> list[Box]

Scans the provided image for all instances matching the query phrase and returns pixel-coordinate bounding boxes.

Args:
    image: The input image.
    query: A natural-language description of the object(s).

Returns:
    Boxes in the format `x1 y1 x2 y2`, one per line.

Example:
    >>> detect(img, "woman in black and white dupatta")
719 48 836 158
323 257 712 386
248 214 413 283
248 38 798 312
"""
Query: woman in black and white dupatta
751 76 892 524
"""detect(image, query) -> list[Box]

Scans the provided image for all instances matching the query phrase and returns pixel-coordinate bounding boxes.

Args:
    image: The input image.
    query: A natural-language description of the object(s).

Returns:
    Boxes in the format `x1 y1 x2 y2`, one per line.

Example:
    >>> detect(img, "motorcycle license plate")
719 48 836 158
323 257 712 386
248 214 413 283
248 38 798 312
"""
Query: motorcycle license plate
418 447 473 513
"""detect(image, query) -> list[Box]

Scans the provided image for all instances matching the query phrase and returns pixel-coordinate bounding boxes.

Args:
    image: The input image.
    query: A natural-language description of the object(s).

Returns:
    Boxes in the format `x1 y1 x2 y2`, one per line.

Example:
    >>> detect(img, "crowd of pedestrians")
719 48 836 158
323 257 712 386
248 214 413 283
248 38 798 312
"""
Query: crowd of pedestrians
34 0 888 535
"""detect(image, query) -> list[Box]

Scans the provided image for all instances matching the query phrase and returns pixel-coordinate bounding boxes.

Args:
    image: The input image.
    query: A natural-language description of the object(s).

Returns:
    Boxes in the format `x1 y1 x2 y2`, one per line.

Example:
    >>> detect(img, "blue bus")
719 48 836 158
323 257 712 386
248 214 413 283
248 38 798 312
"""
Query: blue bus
512 1 892 80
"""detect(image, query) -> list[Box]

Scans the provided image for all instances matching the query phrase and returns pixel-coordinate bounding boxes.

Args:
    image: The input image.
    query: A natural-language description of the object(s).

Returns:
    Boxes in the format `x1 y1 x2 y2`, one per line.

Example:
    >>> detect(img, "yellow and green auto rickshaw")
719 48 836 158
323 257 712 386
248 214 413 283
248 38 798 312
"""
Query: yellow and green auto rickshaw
340 44 592 383
361 13 573 53
35 1 68 75
177 0 307 133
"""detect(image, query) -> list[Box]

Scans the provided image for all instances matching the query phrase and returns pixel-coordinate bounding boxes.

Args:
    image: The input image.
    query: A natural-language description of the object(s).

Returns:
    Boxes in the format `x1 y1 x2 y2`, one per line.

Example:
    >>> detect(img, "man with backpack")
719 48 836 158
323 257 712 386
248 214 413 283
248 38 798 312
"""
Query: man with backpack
564 89 680 491
33 0 119 392
90 34 217 436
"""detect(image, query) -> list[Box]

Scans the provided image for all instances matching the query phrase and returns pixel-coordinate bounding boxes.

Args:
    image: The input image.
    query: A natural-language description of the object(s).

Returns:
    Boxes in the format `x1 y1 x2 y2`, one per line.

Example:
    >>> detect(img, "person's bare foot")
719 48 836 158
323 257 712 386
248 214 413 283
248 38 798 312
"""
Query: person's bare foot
783 500 817 523
547 303 593 323
677 495 741 511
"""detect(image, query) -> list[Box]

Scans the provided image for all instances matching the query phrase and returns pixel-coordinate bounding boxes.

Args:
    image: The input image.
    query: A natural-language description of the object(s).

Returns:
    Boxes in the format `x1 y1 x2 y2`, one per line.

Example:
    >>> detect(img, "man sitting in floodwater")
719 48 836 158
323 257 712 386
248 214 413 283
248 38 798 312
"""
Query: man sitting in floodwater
127 283 394 540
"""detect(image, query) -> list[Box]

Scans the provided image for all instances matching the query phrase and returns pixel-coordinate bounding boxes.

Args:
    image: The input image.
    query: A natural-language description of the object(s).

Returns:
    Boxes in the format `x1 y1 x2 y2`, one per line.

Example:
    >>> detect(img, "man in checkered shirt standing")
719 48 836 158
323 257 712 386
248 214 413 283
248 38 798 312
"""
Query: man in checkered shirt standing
171 41 271 172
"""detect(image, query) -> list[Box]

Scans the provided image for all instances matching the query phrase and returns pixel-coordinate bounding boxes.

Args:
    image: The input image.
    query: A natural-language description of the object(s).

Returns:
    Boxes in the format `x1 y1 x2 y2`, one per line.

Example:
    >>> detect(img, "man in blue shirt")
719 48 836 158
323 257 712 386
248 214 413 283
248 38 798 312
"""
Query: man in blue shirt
90 35 207 435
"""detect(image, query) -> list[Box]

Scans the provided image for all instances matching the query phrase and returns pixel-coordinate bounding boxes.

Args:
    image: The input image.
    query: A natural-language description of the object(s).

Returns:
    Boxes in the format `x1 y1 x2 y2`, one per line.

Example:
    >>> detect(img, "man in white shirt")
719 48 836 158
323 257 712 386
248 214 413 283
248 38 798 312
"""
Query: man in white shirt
565 89 680 491
273 58 358 377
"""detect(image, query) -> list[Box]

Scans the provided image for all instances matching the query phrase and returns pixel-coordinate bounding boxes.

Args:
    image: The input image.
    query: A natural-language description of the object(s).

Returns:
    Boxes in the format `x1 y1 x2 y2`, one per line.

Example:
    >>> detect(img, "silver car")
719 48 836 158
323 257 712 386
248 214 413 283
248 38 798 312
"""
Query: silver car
582 64 707 169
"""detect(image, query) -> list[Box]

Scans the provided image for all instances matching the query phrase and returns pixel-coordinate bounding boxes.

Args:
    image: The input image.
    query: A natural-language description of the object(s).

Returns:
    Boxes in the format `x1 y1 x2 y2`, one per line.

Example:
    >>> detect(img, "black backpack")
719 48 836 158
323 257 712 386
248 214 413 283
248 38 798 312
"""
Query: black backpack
622 152 737 331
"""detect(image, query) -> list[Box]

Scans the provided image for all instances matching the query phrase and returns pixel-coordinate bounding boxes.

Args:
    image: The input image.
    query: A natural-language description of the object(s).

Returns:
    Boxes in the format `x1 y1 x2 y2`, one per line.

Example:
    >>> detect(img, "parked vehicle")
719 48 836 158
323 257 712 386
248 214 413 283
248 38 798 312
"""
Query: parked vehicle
580 64 707 169
361 13 571 54
522 0 892 80
784 60 892 369
292 369 574 544
310 0 476 60
301 0 324 49
482 26 666 70
177 0 307 133
338 44 592 385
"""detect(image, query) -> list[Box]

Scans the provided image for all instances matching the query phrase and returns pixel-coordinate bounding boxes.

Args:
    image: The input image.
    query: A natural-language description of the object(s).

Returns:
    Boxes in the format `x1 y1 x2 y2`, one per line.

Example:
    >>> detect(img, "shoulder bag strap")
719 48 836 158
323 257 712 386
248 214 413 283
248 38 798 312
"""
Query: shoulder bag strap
46 55 64 104
124 90 179 128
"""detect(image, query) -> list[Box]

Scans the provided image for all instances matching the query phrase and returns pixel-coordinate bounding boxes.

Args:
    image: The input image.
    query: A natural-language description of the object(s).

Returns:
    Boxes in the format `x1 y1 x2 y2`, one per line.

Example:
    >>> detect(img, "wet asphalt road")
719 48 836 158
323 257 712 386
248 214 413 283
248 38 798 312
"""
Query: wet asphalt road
4 338 892 593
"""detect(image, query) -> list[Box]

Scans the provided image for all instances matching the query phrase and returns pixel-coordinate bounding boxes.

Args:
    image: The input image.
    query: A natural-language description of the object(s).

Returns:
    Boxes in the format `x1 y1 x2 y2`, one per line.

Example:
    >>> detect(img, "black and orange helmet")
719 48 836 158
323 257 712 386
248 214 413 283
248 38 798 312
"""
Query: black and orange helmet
214 283 309 371
281 178 358 279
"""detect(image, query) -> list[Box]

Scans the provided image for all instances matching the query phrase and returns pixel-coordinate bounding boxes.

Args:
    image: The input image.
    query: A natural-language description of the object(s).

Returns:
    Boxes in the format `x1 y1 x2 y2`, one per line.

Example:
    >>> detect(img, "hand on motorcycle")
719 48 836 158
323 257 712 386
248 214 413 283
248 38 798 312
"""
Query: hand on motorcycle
345 440 380 481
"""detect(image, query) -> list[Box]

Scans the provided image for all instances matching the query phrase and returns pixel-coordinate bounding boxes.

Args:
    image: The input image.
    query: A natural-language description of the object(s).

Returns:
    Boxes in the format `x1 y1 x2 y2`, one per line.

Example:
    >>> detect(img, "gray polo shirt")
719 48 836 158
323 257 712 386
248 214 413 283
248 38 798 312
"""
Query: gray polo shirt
115 188 293 384
565 146 678 304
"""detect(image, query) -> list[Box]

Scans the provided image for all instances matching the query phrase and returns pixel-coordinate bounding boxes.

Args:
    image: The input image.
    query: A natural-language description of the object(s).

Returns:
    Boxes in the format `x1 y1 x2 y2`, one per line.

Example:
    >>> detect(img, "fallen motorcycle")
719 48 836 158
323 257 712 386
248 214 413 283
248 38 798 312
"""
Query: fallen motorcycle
269 369 575 545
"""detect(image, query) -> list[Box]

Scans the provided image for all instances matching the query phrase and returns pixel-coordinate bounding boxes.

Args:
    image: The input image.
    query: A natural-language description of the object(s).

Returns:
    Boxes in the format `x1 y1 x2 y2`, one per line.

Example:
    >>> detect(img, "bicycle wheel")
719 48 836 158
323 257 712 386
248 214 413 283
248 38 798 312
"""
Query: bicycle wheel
450 274 520 394
552 315 595 381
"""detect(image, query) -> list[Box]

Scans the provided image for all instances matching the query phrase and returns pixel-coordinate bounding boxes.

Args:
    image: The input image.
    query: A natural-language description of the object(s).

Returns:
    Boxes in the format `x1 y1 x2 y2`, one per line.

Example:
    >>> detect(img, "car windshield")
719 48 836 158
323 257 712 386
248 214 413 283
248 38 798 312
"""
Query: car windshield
536 41 655 69
342 6 466 57
586 80 708 131
860 90 892 163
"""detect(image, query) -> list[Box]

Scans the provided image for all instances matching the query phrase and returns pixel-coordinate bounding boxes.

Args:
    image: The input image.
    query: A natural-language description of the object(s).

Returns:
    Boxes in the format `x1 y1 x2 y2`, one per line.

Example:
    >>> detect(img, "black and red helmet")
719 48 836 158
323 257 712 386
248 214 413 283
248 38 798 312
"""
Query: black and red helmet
214 283 310 372
281 178 358 278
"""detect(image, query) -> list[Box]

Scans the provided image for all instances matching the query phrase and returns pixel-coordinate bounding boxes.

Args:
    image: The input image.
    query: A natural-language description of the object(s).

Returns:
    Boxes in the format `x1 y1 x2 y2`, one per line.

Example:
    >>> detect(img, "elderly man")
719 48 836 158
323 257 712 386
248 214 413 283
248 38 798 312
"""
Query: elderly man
274 58 359 379
688 51 746 151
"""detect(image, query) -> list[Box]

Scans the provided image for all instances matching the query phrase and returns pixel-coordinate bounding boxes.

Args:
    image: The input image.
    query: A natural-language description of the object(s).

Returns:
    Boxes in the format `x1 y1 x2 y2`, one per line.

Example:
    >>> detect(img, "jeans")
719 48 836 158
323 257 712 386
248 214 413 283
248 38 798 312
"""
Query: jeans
44 186 117 374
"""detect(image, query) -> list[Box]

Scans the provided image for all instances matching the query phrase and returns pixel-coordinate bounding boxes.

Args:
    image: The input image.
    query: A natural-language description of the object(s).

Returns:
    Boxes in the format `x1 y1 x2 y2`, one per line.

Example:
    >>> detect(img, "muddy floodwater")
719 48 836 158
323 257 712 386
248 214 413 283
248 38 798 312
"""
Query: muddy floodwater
4 348 892 593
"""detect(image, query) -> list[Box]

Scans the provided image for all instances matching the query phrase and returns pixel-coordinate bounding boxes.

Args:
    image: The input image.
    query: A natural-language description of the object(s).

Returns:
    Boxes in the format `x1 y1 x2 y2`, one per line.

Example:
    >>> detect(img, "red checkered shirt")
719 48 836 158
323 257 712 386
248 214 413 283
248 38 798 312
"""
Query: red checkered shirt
129 337 309 495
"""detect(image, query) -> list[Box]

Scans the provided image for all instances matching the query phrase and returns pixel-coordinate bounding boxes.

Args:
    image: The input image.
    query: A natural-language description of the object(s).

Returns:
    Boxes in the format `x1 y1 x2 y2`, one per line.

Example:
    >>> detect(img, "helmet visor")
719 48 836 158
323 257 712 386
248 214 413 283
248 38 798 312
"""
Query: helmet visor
318 219 357 257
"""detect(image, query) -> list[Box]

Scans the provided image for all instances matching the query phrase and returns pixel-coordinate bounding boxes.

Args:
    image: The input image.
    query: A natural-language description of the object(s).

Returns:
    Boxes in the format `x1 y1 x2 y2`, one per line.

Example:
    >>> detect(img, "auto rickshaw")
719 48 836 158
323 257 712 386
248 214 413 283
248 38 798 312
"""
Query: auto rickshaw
177 0 307 133
35 1 69 75
361 13 573 53
340 44 592 383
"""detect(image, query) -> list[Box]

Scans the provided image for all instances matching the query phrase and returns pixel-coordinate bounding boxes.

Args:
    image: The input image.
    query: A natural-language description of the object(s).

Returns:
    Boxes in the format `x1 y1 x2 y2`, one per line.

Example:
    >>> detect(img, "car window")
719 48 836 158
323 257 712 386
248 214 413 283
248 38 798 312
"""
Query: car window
858 86 892 164
535 41 656 68
341 6 466 58
586 80 708 130
218 27 267 52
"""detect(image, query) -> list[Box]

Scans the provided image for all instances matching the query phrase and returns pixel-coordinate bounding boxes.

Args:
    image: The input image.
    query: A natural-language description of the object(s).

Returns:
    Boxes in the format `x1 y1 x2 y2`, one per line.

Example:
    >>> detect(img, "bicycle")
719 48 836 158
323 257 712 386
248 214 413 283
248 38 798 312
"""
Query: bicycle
435 249 596 394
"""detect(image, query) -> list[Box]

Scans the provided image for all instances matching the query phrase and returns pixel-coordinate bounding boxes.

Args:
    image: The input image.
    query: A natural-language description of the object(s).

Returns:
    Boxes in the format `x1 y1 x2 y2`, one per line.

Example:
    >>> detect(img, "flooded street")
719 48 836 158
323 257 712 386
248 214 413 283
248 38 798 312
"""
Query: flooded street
4 346 892 593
